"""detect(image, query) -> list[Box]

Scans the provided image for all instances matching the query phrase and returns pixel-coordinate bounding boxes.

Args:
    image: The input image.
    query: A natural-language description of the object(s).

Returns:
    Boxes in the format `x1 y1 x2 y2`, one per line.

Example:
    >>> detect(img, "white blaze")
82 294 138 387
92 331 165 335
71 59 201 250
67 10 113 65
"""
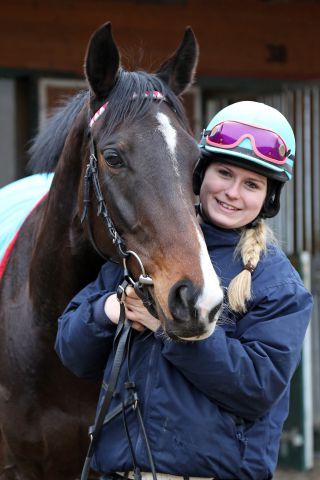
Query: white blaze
156 112 179 176
180 226 224 341
195 226 223 319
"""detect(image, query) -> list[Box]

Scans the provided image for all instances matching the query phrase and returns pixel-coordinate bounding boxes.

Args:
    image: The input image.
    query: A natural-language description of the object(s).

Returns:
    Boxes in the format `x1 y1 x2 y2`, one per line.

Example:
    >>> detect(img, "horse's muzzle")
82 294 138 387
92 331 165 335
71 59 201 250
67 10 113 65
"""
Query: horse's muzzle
167 279 223 340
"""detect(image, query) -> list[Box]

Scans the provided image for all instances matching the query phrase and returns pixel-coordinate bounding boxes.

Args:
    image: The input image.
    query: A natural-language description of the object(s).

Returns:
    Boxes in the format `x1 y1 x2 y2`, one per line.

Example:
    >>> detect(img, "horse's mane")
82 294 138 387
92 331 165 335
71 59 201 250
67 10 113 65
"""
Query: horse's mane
28 90 88 174
28 69 189 174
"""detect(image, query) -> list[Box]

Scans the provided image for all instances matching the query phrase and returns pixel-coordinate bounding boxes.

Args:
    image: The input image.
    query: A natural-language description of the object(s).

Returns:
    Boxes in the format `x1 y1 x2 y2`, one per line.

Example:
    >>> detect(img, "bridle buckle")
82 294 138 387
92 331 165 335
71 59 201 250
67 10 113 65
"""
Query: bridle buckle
117 284 127 304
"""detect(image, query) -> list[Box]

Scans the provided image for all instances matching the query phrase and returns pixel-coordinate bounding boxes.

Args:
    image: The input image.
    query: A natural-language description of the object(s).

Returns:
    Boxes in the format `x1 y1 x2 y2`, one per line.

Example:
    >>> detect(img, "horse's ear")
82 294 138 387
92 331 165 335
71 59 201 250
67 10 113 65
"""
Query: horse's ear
156 27 199 96
85 22 120 98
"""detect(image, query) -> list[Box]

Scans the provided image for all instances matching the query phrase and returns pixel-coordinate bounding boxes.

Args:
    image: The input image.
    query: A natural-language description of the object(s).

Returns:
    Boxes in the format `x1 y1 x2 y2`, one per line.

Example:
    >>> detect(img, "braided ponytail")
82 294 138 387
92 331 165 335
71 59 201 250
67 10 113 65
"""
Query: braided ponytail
228 219 268 313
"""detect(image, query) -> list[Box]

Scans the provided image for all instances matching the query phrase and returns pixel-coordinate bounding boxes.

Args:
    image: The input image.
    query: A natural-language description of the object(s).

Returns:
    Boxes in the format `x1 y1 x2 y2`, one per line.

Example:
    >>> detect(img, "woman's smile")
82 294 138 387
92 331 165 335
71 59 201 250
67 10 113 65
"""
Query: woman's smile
215 198 242 212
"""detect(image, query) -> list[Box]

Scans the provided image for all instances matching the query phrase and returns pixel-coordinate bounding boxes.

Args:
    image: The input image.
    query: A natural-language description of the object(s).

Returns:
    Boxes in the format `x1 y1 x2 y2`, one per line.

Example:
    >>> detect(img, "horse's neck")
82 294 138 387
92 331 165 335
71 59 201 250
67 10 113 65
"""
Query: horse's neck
28 129 105 322
27 190 102 322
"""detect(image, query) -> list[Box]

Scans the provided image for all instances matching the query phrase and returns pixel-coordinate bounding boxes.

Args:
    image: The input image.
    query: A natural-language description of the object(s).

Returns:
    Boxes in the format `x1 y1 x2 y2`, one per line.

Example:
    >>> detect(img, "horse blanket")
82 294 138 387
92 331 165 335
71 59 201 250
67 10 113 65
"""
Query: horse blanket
0 173 54 278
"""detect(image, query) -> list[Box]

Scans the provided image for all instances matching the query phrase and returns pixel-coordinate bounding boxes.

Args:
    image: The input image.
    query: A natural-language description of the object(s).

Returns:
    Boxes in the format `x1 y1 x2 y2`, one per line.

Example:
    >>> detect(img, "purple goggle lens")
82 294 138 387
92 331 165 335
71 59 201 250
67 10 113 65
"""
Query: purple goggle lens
206 121 288 164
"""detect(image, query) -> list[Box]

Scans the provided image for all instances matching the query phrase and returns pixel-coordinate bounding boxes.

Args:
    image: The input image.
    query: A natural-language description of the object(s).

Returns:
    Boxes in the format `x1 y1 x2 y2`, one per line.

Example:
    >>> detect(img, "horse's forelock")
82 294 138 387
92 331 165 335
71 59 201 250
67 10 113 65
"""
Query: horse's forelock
97 70 190 138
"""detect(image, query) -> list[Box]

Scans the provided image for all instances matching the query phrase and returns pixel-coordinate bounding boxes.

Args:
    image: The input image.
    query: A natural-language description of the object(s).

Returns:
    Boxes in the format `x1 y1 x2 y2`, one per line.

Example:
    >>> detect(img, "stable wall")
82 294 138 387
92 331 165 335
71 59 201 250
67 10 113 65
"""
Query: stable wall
0 0 320 81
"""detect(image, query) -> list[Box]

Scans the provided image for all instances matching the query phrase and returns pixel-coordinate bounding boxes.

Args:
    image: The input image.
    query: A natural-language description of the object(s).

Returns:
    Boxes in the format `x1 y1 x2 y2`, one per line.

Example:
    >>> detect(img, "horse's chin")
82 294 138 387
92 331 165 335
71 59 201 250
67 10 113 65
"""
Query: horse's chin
178 322 216 341
164 321 216 342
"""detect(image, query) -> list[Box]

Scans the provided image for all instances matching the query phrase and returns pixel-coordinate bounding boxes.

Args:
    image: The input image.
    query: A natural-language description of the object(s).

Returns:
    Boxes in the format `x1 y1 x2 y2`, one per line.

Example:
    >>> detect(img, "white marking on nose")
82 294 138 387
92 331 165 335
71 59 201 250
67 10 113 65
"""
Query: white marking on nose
195 227 223 320
156 112 179 176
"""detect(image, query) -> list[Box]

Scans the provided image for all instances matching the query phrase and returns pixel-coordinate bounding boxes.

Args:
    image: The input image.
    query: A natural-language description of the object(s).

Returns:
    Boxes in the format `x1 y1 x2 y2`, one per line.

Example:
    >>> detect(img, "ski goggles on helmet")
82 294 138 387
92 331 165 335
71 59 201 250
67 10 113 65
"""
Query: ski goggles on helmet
205 120 290 164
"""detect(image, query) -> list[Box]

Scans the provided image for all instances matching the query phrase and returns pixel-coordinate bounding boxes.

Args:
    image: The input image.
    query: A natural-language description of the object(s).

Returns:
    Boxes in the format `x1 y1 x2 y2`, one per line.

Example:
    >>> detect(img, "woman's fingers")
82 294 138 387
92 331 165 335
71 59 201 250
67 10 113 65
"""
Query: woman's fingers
131 321 145 332
124 285 161 332
125 285 139 300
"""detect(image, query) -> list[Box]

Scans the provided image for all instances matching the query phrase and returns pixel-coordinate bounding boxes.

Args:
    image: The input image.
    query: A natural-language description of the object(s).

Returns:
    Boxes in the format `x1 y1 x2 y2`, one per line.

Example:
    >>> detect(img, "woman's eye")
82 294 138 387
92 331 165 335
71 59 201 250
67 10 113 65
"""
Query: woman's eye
246 181 258 189
218 168 231 177
103 151 124 168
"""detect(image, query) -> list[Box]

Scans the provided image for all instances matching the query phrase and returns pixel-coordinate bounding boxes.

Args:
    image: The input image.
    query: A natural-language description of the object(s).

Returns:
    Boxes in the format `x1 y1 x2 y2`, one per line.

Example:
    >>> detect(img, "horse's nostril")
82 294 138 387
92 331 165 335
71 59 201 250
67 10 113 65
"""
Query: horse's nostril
208 301 223 323
169 279 222 326
169 279 199 323
178 285 189 308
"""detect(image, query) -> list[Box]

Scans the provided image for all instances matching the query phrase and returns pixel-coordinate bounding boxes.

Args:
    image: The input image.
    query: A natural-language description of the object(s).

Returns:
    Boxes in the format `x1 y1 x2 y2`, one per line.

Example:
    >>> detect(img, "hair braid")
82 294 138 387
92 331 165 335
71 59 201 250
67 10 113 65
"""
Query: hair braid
228 220 268 313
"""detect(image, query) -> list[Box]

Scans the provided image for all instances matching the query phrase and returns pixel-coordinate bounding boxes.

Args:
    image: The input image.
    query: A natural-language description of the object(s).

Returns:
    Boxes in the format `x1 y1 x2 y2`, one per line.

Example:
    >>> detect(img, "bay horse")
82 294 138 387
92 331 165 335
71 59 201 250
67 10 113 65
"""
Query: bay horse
0 23 223 480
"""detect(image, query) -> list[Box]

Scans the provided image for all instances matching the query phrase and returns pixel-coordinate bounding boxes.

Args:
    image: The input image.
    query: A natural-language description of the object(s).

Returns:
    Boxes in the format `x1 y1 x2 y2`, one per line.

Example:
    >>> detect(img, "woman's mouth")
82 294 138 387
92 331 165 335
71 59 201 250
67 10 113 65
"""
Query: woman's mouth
216 198 241 211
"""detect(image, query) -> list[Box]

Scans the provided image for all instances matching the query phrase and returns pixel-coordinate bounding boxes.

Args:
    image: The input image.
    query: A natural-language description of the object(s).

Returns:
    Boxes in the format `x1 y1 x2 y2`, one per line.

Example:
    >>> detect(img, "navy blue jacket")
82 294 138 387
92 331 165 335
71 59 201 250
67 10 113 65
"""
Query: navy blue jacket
55 223 313 480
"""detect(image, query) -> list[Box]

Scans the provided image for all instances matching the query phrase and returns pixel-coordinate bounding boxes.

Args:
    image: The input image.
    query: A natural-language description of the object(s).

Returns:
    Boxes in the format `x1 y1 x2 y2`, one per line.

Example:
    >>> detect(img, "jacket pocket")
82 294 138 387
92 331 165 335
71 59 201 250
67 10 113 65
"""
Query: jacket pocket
154 406 245 478
217 408 247 458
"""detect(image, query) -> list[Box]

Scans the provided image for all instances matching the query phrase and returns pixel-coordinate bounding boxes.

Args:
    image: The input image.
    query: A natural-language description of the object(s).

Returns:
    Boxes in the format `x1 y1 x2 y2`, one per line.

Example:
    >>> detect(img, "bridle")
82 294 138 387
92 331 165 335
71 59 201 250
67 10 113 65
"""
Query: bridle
80 95 160 295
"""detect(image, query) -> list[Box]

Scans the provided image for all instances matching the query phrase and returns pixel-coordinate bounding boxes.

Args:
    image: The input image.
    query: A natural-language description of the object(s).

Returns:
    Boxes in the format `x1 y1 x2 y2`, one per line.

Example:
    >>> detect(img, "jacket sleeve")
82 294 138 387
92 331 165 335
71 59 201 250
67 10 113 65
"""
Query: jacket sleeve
55 261 123 380
158 280 313 421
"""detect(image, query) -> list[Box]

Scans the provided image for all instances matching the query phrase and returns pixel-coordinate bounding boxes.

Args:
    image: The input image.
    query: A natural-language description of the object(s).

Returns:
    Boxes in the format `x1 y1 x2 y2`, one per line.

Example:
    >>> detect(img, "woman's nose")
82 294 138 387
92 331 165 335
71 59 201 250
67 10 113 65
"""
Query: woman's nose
225 181 241 199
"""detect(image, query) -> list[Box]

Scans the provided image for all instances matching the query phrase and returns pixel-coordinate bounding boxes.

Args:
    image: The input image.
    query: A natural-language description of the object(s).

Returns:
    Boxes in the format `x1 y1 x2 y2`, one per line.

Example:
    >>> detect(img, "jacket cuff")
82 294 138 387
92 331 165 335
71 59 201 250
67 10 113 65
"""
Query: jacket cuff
91 292 117 331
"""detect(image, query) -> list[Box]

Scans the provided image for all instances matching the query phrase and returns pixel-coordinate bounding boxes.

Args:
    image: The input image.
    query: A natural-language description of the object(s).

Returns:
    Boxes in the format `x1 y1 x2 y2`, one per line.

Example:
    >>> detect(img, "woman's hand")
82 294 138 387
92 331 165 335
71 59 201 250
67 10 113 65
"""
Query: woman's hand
104 287 161 333
124 286 161 332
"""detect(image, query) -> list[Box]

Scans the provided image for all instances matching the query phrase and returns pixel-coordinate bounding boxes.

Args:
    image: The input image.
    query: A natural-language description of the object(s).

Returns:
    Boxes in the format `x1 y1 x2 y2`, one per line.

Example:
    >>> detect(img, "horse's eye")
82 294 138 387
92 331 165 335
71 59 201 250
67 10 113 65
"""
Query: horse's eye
103 150 124 168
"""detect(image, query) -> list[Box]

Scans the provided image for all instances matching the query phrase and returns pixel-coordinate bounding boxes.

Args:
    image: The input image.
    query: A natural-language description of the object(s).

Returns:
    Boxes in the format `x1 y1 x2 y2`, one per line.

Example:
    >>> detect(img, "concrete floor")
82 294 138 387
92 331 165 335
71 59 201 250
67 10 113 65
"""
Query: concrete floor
274 455 320 479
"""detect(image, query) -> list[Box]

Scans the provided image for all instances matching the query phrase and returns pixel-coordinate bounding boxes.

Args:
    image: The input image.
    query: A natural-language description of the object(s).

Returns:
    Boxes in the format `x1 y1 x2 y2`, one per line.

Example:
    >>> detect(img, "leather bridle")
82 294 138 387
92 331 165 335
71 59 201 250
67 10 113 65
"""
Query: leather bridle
81 101 155 300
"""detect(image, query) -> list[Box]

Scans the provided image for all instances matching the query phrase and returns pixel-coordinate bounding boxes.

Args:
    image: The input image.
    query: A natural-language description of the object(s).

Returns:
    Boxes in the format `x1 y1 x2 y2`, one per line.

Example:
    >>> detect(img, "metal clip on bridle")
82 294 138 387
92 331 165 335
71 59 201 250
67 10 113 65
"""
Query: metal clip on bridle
123 250 153 287
122 251 158 318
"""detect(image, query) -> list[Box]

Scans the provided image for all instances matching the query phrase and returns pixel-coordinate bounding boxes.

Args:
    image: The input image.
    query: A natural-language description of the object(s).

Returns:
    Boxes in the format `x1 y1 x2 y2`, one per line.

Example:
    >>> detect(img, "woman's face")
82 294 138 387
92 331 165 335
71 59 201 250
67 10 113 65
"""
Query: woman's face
199 162 268 229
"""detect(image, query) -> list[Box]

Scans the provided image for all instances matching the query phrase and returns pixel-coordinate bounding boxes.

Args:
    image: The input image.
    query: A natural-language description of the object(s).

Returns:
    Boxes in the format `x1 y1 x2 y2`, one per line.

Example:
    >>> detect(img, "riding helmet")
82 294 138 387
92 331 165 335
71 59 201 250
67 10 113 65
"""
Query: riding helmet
193 101 296 219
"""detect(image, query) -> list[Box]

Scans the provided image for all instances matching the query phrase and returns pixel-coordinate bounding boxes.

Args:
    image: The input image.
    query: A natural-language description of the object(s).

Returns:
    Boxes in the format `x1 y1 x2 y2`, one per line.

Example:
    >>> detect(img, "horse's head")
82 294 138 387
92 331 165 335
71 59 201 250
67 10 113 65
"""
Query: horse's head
82 23 223 340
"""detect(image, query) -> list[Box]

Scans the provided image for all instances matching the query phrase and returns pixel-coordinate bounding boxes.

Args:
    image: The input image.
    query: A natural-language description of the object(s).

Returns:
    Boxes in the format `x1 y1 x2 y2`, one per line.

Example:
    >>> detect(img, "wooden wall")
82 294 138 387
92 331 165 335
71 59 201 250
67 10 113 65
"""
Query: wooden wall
1 0 320 81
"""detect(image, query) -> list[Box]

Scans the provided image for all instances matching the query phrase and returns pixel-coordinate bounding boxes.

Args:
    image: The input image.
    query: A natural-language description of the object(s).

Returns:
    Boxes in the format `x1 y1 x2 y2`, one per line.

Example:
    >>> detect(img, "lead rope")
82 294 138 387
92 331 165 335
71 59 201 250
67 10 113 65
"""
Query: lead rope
80 281 131 480
118 262 158 480
81 275 158 480
125 363 158 480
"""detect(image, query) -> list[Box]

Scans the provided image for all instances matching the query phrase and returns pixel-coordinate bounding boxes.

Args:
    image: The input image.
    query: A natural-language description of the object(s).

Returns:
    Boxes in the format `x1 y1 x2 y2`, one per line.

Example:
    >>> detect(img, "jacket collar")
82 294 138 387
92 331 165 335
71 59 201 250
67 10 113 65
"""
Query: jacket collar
200 221 241 249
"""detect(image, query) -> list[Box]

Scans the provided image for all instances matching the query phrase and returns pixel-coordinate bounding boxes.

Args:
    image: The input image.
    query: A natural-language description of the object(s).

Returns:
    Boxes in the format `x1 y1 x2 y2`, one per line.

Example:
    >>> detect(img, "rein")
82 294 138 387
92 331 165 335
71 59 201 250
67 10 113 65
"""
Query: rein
80 278 157 480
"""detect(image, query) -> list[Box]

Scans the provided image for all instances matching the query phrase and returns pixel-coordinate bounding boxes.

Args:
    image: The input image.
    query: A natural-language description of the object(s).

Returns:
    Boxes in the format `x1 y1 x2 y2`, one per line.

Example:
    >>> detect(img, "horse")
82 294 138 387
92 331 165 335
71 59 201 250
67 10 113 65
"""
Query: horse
0 22 223 480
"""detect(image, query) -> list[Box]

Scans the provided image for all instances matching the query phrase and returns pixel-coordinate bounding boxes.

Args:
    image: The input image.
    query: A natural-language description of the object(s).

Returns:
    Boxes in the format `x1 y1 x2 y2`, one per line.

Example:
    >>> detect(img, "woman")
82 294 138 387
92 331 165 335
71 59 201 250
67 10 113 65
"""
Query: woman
55 101 313 480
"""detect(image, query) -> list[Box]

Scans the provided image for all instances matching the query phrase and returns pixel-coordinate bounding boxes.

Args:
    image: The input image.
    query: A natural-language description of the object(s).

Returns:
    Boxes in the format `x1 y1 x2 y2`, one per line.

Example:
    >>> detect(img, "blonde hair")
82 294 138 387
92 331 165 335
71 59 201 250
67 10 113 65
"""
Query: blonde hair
228 219 271 313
